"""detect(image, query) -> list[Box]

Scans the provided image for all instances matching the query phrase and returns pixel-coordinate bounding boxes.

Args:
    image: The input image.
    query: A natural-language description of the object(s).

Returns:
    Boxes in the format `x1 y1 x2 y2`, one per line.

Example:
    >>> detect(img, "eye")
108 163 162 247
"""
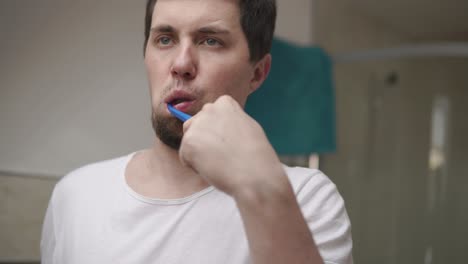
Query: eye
156 36 173 46
203 38 221 46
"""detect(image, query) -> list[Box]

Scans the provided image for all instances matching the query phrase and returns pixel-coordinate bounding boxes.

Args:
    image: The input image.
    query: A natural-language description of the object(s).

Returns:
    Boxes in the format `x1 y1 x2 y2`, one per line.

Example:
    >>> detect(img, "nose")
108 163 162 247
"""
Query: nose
171 45 197 81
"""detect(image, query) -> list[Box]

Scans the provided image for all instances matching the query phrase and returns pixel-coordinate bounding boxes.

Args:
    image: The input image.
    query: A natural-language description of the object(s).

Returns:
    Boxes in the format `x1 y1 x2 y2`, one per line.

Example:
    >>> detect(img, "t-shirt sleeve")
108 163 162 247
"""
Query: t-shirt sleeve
40 190 57 264
294 169 353 264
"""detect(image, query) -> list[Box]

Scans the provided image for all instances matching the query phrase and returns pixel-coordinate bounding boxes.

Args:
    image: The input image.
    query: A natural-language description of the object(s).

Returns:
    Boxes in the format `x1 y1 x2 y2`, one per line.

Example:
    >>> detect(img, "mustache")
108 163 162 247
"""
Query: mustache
155 82 205 117
160 82 203 103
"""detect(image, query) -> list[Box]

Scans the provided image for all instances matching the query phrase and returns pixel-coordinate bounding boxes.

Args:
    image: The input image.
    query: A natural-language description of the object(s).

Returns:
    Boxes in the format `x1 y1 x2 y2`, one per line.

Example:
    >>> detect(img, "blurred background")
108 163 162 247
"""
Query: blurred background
0 0 467 263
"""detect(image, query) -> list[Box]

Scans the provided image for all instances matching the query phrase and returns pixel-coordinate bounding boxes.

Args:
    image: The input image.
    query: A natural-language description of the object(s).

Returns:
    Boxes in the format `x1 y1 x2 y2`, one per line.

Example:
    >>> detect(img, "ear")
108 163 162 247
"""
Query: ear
249 54 272 95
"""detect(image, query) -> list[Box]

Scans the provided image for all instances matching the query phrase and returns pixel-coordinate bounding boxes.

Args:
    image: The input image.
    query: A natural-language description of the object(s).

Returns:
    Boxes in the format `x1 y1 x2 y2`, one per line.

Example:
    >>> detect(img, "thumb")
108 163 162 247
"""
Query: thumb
178 147 199 174
178 130 199 174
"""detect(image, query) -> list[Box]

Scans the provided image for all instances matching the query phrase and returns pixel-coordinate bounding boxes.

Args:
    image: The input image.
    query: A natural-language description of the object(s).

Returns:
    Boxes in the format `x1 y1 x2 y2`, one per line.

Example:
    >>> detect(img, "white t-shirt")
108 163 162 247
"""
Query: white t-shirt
41 152 353 264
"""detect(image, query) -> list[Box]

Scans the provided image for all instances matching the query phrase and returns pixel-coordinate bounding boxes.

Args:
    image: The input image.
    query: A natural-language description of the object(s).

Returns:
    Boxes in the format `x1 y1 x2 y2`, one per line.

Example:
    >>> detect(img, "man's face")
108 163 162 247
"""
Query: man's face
145 0 260 149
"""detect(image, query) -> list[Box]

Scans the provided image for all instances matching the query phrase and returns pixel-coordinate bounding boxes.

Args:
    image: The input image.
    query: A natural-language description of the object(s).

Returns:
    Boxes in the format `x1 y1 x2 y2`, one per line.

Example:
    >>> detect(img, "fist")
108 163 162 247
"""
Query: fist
179 95 283 196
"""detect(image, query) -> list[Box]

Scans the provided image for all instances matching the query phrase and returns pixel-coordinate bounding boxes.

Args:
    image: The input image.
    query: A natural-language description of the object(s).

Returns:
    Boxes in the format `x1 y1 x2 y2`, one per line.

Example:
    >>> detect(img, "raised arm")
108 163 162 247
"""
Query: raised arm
179 95 324 264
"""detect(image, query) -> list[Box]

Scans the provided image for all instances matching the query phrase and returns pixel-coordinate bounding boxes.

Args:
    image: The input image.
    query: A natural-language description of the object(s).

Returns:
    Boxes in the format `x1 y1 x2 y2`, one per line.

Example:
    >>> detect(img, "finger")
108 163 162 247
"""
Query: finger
201 102 214 112
182 116 193 134
215 95 242 114
178 139 188 167
183 102 214 133
178 133 199 174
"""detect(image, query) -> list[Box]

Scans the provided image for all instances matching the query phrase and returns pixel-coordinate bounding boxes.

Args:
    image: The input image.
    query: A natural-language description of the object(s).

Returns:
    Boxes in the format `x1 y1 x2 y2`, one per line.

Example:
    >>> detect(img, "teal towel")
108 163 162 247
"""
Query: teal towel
245 38 336 155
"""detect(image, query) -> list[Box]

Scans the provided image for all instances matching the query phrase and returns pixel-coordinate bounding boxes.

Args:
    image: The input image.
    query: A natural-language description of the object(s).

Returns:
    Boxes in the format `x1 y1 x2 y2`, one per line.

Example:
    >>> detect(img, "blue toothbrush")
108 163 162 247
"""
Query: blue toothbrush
167 104 192 122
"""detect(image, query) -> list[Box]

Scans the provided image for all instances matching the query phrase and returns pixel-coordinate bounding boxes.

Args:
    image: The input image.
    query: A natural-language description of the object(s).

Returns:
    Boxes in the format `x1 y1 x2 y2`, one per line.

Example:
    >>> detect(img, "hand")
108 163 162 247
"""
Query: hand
179 95 285 197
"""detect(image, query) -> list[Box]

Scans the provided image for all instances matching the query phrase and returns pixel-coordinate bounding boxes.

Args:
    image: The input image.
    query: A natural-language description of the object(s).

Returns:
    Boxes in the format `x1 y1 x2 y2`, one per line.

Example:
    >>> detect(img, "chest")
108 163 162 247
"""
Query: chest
55 196 251 264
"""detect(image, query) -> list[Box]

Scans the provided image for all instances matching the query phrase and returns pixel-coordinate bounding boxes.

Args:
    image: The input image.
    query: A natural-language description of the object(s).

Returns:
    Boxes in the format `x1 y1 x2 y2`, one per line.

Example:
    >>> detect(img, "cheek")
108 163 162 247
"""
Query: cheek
145 56 165 85
205 60 253 103
145 56 167 106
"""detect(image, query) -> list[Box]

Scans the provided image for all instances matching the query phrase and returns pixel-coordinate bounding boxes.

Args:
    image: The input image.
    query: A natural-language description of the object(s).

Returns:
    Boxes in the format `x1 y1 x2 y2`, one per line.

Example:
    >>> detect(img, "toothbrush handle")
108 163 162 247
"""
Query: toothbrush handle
167 104 192 122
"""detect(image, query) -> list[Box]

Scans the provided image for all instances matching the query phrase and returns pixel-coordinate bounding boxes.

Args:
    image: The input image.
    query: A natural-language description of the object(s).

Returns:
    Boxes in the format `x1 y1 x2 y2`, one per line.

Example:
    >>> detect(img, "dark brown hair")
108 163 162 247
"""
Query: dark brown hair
143 0 276 62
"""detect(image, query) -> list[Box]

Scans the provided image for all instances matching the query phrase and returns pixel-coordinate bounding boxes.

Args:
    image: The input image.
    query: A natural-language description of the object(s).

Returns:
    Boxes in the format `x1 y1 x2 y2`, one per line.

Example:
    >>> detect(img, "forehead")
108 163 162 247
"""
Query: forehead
152 0 241 31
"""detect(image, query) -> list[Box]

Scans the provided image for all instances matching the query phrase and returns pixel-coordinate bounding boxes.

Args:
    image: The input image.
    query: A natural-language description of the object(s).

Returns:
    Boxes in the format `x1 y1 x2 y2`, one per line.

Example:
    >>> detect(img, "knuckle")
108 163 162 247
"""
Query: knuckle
218 95 232 103
216 95 238 110
202 102 213 111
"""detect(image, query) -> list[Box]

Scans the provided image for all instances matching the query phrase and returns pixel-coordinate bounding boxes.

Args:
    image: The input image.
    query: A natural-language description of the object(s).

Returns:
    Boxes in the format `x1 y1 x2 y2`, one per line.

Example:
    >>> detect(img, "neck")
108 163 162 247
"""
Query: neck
125 137 210 199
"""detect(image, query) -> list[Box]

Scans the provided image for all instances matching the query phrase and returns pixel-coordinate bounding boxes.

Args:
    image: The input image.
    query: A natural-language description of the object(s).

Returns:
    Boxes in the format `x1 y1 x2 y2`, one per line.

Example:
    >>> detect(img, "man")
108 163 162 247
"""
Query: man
41 0 353 263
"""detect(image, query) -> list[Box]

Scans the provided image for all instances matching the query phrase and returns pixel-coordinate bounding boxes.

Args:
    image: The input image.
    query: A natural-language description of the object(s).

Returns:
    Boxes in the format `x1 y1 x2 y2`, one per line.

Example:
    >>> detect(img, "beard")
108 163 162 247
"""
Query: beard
152 109 184 150
150 81 205 150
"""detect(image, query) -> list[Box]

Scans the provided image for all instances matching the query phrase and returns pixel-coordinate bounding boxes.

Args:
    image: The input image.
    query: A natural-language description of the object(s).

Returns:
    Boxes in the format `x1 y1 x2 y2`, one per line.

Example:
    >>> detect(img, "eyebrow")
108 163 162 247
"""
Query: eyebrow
150 24 231 35
198 26 231 35
151 25 176 34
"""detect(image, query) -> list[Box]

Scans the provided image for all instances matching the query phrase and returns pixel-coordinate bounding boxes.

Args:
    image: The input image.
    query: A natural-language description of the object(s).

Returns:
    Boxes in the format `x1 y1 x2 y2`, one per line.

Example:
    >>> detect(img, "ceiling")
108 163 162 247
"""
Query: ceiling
344 0 468 40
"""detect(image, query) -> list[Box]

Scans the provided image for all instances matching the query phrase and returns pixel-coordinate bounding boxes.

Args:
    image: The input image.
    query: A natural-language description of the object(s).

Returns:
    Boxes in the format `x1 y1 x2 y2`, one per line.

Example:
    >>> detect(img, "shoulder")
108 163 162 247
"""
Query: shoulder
283 164 346 222
283 165 336 198
283 165 354 263
52 153 133 200
283 164 346 220
283 165 344 218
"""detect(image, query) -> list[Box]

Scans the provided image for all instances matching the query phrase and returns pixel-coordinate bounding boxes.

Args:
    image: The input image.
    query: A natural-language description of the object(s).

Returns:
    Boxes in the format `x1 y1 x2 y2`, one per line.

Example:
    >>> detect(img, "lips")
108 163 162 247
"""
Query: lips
164 90 196 112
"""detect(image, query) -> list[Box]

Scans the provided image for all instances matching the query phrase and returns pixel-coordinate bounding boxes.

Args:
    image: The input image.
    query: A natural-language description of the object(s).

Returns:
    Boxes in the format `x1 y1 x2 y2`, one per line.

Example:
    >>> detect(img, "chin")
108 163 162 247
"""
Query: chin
151 111 183 150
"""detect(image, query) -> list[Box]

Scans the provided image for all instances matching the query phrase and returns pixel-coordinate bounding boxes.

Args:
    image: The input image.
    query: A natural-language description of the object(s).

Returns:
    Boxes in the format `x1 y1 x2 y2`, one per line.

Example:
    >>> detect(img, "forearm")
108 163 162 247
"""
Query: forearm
179 97 325 262
233 169 324 264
